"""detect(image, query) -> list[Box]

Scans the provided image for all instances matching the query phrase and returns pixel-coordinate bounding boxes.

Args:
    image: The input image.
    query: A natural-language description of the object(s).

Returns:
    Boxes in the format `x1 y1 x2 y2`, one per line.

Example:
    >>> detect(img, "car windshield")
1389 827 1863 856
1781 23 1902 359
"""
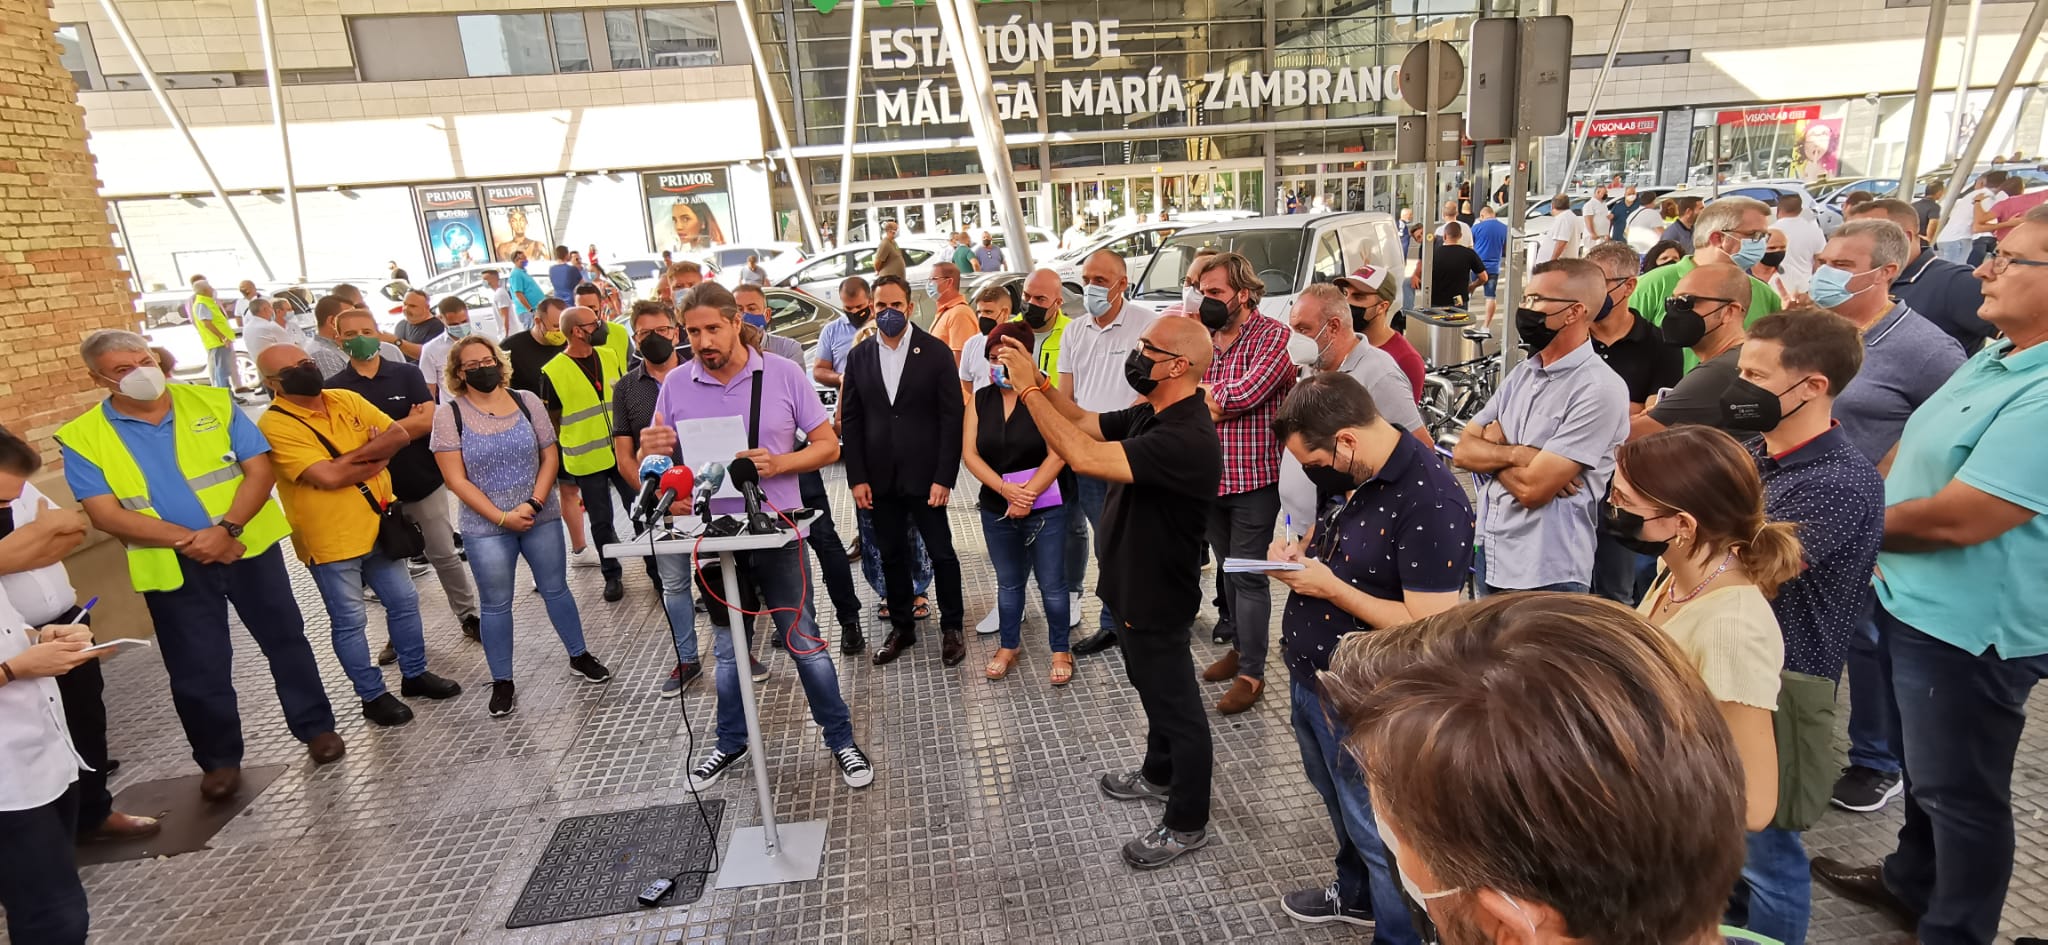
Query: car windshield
618 259 663 281
1137 230 1305 301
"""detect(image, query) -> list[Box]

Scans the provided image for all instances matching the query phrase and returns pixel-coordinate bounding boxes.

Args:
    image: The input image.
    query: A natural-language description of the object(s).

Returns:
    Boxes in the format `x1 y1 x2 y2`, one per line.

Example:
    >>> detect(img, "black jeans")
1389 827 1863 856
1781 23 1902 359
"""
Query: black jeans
869 494 963 634
52 654 112 833
566 468 630 581
1206 484 1280 679
0 784 88 944
141 545 335 771
1122 623 1213 833
799 470 863 630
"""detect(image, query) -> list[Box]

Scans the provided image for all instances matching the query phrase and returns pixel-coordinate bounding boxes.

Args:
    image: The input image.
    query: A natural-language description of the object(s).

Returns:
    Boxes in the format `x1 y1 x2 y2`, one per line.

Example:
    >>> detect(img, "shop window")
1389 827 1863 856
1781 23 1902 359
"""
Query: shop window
644 7 720 68
552 12 592 73
457 14 553 77
55 24 103 91
351 6 724 80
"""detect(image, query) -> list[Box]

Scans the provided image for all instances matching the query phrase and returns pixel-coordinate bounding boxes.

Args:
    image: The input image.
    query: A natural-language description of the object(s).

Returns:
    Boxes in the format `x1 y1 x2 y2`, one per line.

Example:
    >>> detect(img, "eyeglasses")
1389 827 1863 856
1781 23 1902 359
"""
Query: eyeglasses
265 359 316 379
457 359 497 372
1668 293 1735 311
1519 295 1581 310
1138 340 1183 360
1985 251 2048 275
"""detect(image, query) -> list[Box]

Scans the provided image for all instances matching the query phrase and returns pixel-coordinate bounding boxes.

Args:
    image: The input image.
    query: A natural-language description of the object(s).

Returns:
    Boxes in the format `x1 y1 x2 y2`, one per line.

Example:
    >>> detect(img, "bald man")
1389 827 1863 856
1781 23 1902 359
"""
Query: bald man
1016 267 1073 384
990 313 1223 870
1632 261 1754 439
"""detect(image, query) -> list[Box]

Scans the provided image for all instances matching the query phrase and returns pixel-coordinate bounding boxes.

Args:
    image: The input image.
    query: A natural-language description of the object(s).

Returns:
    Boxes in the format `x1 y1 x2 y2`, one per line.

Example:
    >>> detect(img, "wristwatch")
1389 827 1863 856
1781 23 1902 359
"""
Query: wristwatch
218 520 245 539
525 498 545 514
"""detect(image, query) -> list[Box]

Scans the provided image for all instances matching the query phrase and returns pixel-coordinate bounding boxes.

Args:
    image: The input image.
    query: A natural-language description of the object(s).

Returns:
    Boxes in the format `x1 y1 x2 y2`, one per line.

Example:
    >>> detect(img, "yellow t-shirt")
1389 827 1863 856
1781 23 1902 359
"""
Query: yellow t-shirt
258 389 395 565
1638 575 1784 712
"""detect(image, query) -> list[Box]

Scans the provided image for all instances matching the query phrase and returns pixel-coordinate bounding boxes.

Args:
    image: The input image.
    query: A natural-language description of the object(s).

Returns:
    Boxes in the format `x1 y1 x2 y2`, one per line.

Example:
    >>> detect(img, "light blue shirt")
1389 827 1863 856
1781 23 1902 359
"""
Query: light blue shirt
1876 338 2048 657
506 265 544 319
816 315 860 373
61 395 272 532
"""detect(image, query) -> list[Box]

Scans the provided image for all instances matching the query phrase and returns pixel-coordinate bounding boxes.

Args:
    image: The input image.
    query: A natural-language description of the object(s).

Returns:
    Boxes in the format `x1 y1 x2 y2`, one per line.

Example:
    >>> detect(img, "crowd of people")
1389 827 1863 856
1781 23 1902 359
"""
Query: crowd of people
2 178 2046 945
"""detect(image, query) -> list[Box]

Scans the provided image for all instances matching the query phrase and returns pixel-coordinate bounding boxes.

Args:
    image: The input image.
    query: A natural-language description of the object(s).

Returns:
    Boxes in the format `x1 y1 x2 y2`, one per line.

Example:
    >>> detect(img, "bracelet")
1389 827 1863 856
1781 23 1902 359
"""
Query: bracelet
1 661 15 683
498 510 509 527
1022 384 1047 399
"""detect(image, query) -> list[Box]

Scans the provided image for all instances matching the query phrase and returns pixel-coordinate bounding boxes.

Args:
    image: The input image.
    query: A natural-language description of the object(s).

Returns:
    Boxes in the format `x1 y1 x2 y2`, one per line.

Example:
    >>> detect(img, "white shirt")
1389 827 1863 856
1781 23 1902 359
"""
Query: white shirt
1774 214 1827 285
1537 210 1583 263
1432 220 1467 245
1585 197 1613 239
0 587 84 812
242 317 304 360
958 334 993 393
876 333 911 403
1938 188 1999 243
234 296 258 321
0 484 78 626
420 332 459 399
491 286 514 323
1056 299 1159 413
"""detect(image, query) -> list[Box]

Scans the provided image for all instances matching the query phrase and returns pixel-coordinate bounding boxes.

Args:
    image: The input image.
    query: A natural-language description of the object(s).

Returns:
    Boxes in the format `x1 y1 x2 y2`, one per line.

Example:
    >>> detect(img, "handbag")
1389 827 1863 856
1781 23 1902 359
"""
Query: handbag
1770 669 1839 832
269 406 426 560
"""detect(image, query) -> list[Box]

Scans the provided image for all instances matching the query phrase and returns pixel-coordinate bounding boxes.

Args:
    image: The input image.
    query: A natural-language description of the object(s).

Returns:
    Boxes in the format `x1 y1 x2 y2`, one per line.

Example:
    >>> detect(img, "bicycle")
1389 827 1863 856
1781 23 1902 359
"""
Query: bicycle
1419 327 1503 448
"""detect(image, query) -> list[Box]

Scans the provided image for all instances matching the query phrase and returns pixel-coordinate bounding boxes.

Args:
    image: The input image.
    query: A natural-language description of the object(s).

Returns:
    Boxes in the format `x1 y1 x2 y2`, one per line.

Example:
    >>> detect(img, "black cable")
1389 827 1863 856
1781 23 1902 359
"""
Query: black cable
642 518 721 903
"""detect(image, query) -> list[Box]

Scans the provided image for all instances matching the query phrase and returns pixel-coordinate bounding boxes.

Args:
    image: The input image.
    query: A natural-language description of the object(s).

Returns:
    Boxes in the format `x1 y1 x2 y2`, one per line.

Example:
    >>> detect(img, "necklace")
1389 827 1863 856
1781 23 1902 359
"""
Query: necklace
1668 549 1737 604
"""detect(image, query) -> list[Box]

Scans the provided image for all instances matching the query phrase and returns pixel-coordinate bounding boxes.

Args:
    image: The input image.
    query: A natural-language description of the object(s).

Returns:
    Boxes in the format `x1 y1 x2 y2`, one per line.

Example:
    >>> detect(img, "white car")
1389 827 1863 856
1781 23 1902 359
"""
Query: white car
774 240 950 310
985 226 1059 265
1665 181 1843 237
1044 221 1186 292
684 243 807 287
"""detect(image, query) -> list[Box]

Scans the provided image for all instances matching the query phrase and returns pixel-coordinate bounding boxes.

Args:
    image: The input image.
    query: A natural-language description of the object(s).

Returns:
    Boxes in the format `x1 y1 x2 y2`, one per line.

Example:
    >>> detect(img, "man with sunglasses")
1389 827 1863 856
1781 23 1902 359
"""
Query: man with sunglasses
1629 196 1785 372
1631 262 1753 440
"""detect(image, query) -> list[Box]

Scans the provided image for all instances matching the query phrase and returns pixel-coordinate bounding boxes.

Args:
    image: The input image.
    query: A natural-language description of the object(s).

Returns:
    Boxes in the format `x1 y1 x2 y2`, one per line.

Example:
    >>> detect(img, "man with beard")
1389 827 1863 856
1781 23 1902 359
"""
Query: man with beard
812 276 873 392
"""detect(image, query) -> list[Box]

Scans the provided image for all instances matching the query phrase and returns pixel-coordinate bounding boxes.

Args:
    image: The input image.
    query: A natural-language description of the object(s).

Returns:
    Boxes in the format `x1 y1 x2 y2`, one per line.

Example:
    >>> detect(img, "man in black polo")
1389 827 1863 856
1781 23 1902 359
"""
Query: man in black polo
1630 262 1752 440
992 314 1222 871
1585 240 1684 605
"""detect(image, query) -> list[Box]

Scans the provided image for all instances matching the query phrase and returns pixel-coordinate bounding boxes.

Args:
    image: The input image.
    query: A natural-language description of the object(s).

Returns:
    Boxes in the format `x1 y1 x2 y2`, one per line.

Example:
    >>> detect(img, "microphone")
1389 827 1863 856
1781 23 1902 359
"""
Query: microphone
648 466 692 526
691 461 728 518
727 457 779 535
630 455 674 527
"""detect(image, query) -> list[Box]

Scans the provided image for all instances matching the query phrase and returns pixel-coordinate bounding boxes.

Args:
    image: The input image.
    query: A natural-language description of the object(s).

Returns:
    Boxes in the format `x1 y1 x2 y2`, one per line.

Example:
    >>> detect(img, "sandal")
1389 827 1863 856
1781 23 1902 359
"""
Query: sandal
1049 652 1074 687
912 596 932 620
877 602 890 619
986 647 1020 680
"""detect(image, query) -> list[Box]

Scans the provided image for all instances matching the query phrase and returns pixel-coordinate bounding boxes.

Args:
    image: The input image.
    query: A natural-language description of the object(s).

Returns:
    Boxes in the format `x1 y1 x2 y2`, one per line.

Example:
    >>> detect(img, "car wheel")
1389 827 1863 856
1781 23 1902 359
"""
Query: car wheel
234 351 261 393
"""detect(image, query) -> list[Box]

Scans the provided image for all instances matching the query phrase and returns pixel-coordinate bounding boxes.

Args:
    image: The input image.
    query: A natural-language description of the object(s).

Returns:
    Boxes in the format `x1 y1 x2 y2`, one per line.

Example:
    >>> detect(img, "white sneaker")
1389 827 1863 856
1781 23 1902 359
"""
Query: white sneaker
569 546 601 569
1069 592 1084 629
976 607 1000 635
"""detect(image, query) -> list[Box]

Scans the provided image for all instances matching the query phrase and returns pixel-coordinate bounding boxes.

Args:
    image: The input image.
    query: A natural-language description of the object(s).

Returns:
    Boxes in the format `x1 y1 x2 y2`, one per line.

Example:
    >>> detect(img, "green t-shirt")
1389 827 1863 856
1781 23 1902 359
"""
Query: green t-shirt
952 245 976 273
1629 256 1785 372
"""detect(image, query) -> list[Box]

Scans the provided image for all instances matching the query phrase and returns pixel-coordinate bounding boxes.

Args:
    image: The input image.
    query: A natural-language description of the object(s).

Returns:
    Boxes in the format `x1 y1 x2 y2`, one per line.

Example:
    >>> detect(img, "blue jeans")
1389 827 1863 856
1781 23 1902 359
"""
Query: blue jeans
1879 603 2048 945
206 345 234 389
465 518 588 681
980 505 1070 652
1589 530 1655 606
858 506 929 599
1292 681 1418 944
706 544 855 754
654 552 702 665
308 551 427 700
1844 615 1898 773
1073 473 1117 633
1471 544 1590 596
1731 827 1810 945
1935 239 1972 265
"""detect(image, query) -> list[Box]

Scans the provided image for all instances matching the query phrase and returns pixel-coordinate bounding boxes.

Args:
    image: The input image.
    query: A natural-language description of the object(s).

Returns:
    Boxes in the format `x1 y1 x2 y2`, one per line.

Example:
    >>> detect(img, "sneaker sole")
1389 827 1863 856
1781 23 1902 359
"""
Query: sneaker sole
1830 780 1904 812
841 769 874 788
660 686 683 699
489 705 515 718
568 668 614 684
1279 902 1373 927
1124 831 1210 870
1100 782 1170 804
688 754 746 791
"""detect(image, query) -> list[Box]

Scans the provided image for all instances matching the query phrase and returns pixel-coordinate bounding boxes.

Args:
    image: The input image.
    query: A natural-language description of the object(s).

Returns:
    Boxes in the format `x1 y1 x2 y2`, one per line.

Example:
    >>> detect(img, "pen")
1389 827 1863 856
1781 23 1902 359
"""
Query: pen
78 596 98 618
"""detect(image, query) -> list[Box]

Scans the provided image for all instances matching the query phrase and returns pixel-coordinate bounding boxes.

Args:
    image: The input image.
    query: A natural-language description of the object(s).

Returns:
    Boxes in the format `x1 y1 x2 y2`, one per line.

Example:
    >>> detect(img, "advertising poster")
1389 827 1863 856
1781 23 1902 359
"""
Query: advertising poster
642 169 734 254
1788 118 1842 181
483 182 551 263
1714 105 1838 181
414 186 487 275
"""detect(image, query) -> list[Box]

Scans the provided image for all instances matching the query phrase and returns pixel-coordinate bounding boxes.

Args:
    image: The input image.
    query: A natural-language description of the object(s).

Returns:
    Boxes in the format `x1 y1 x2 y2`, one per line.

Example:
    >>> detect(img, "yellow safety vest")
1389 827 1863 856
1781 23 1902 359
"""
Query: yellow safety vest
602 319 631 368
541 347 625 476
53 384 290 592
193 295 236 349
1012 311 1070 385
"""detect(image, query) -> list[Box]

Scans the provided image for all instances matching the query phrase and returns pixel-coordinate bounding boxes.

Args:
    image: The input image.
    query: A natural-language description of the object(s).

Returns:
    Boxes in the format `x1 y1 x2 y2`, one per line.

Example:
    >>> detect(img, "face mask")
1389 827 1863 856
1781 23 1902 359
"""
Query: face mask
445 322 474 340
876 306 908 338
1021 301 1052 329
991 362 1010 389
638 332 675 364
1658 297 1710 348
114 364 167 401
542 330 568 346
464 365 504 393
741 312 769 330
1303 444 1364 496
1373 813 1462 908
1349 304 1371 333
276 363 324 397
1808 265 1878 309
847 305 871 326
977 315 998 335
1197 295 1234 332
584 322 610 347
342 334 382 361
1181 285 1203 314
1719 375 1816 432
1757 250 1787 269
1514 305 1564 353
1599 497 1671 557
1123 348 1165 395
1082 284 1114 317
1727 233 1768 270
1594 294 1616 322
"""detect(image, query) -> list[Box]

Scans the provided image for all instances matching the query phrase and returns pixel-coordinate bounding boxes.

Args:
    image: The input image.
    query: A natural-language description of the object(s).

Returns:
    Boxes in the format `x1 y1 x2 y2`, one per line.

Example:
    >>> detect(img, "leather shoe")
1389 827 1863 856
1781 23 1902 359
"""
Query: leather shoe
200 766 241 801
871 629 916 666
1216 676 1264 715
1202 649 1240 683
401 671 464 700
1810 857 1917 930
307 731 347 765
603 576 624 602
362 693 415 727
1071 628 1119 655
941 630 965 667
840 622 866 656
84 810 161 843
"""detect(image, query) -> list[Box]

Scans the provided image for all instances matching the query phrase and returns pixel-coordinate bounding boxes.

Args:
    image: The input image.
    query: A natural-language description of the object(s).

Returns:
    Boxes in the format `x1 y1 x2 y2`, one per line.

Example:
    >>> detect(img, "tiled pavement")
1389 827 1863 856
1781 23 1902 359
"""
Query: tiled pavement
19 466 2048 944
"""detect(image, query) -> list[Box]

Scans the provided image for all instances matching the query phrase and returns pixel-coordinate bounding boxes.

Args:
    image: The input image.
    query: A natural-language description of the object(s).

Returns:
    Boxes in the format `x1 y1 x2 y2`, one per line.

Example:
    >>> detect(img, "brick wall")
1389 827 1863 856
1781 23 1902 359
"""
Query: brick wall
0 0 136 454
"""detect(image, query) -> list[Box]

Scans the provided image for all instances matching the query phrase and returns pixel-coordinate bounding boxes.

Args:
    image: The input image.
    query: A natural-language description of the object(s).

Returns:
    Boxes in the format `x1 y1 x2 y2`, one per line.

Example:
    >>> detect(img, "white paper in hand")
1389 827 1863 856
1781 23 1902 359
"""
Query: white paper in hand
1222 557 1305 573
674 415 748 500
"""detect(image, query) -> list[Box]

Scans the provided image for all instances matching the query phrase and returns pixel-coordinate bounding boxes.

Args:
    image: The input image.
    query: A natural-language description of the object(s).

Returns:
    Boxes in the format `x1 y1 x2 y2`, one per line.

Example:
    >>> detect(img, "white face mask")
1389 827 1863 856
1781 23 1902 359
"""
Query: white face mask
115 364 167 401
1181 284 1203 313
1376 813 1541 936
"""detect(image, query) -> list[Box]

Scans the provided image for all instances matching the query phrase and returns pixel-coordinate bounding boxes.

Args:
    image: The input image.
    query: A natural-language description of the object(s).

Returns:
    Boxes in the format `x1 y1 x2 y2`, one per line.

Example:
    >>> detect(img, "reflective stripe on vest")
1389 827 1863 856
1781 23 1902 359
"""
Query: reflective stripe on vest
53 384 291 593
541 347 625 476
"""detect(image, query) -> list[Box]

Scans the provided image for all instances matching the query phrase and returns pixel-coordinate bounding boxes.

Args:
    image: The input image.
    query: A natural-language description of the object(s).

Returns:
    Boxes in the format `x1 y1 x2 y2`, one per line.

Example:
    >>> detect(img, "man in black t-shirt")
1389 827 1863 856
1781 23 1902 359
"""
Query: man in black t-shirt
384 289 445 363
992 315 1223 872
1423 222 1488 308
502 297 567 396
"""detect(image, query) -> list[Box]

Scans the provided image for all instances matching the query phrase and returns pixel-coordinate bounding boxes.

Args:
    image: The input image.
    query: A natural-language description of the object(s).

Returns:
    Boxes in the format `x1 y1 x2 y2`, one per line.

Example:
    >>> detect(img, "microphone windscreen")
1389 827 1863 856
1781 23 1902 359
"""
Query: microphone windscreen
659 466 694 495
639 454 674 478
698 461 727 493
728 456 759 487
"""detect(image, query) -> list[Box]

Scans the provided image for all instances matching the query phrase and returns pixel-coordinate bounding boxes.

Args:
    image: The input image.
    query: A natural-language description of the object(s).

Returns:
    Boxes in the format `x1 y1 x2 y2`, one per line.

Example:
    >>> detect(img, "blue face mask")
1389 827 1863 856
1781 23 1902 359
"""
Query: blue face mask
445 322 474 340
741 312 769 330
1082 284 1115 317
1807 265 1874 309
1729 233 1769 270
876 306 908 339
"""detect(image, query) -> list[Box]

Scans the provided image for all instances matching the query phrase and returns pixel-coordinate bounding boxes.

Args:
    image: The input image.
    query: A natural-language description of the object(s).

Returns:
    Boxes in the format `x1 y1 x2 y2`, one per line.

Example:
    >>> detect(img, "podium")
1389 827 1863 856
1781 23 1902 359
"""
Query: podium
603 514 826 889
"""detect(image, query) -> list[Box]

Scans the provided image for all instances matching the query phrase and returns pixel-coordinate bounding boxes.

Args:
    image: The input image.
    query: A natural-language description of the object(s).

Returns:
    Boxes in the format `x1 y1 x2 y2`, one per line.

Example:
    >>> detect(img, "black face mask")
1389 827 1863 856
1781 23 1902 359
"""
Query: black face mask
1599 497 1671 557
976 315 999 335
1123 349 1165 396
1303 446 1365 497
848 305 872 326
1197 295 1234 332
584 322 609 347
465 365 504 393
1021 301 1052 329
1594 294 1616 322
1659 297 1710 348
1758 250 1787 269
1349 304 1370 334
1719 375 1814 433
1514 306 1563 353
637 332 675 364
277 363 324 398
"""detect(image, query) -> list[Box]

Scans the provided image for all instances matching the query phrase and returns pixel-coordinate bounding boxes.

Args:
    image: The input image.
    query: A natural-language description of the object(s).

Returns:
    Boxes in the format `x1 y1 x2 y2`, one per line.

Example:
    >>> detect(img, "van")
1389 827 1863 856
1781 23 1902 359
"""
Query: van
1132 212 1405 322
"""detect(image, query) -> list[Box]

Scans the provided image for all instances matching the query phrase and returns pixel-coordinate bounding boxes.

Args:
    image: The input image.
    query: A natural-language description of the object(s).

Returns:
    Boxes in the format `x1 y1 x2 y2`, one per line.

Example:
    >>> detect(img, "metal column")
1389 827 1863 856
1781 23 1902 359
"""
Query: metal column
1499 18 1537 378
935 0 1032 272
253 0 304 282
1949 0 1986 162
832 0 866 248
1560 0 1639 194
96 0 273 281
1419 40 1440 313
730 0 825 251
1938 0 2048 223
1897 0 1952 190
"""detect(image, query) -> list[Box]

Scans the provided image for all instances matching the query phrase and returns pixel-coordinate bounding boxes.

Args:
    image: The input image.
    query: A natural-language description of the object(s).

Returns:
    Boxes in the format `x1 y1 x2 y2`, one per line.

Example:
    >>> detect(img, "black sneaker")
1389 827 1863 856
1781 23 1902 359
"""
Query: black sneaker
1099 770 1170 803
460 614 481 641
1122 823 1209 870
488 680 516 718
834 744 875 788
1831 764 1904 812
361 692 414 727
400 671 463 700
688 746 748 790
1280 883 1374 927
751 657 769 683
661 662 701 698
568 652 612 683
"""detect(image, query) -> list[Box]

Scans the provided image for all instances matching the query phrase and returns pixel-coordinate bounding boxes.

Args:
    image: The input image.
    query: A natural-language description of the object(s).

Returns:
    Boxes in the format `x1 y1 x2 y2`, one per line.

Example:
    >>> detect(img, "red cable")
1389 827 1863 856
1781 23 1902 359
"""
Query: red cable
687 499 830 657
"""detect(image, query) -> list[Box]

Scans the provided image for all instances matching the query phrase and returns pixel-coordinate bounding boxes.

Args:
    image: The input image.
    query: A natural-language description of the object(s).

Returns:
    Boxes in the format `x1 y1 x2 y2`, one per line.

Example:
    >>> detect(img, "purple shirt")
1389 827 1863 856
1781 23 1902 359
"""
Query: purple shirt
653 346 828 521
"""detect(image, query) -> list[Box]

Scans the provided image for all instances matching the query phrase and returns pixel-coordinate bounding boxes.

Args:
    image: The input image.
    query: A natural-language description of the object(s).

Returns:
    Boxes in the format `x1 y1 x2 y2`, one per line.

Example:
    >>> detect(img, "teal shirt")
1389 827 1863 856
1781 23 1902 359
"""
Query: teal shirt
1875 337 2048 656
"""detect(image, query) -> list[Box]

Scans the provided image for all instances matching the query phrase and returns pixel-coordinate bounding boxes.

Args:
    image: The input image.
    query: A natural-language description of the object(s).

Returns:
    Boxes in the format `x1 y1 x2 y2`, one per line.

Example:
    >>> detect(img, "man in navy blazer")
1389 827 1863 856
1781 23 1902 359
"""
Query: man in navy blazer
841 275 967 667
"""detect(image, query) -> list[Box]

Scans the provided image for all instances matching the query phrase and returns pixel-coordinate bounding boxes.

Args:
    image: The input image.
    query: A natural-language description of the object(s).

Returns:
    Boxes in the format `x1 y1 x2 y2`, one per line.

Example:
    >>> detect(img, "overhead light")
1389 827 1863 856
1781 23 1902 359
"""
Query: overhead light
564 171 579 178
325 184 339 191
168 192 186 199
247 188 264 196
596 168 611 175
